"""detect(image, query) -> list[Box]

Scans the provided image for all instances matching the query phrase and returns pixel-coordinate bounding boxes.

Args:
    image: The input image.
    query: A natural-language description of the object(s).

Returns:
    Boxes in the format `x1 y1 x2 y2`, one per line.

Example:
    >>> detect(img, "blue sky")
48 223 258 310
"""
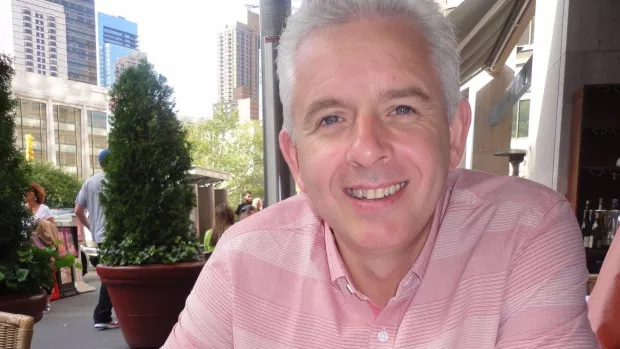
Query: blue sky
96 0 303 118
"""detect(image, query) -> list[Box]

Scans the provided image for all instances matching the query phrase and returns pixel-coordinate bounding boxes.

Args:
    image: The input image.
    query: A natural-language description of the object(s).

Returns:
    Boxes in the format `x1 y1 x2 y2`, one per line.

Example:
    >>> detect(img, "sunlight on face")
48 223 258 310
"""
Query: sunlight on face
280 18 467 252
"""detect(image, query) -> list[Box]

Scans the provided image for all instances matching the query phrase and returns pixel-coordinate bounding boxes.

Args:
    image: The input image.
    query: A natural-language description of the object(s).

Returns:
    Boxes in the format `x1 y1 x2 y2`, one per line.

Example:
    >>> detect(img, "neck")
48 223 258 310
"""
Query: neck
335 221 431 308
28 202 39 210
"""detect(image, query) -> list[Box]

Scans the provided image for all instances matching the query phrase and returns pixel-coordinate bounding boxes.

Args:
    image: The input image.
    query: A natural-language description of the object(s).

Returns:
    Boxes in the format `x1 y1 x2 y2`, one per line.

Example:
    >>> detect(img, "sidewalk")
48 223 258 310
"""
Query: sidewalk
32 272 128 349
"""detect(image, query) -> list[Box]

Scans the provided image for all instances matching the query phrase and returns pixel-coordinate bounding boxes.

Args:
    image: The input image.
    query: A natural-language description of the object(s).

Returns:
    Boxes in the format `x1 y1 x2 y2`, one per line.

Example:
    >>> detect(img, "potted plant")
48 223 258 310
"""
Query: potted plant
0 54 75 322
96 61 204 349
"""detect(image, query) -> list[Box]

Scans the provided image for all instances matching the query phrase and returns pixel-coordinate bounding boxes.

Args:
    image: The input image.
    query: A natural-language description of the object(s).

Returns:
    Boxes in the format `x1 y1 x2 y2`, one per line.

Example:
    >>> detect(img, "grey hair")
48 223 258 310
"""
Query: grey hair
276 0 461 139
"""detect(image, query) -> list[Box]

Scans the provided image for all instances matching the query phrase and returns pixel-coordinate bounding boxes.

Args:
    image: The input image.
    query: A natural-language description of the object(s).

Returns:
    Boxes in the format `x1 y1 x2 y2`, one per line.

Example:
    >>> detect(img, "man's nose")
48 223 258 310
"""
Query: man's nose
345 114 391 168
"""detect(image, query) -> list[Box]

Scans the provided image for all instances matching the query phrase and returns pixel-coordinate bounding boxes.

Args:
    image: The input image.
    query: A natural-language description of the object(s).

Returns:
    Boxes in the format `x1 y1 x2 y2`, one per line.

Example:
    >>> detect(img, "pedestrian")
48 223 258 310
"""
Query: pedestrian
203 203 235 253
26 182 54 224
234 191 253 216
164 1 596 347
252 197 263 211
74 149 119 330
238 204 256 221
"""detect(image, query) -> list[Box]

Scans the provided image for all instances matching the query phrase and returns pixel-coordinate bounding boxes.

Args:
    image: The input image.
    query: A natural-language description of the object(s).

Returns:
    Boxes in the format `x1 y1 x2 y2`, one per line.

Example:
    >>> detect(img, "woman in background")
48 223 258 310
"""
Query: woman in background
204 203 235 253
26 182 54 224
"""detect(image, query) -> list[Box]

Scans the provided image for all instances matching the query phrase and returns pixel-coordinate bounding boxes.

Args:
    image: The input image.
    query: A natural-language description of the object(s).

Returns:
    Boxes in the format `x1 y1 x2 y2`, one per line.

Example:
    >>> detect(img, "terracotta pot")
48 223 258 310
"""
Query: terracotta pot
0 288 47 323
97 261 206 349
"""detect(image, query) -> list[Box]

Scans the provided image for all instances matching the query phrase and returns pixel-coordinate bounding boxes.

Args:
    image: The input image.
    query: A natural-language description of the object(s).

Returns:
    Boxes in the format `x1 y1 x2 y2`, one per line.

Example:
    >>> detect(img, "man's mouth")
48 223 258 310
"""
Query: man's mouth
345 181 407 200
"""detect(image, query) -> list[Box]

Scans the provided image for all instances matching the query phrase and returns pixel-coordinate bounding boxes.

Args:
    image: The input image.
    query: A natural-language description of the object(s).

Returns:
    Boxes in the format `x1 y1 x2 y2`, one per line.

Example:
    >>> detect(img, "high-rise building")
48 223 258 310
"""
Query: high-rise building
97 12 140 87
46 0 97 85
114 50 147 80
216 10 260 119
10 0 68 78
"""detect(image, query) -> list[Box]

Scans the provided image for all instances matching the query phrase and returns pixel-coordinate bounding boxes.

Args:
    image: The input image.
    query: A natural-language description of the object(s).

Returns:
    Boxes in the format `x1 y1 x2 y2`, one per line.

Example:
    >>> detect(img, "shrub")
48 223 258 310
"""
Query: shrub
29 162 82 208
98 60 200 266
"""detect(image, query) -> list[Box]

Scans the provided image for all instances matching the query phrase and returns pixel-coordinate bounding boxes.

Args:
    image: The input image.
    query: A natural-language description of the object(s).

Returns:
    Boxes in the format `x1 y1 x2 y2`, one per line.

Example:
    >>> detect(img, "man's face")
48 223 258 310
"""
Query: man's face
280 18 470 252
244 193 252 203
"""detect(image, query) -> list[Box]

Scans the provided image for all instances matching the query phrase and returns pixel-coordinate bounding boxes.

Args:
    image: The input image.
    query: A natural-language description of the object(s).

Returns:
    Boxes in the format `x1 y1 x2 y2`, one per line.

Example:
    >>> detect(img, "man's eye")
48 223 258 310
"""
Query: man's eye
391 106 415 115
320 115 341 126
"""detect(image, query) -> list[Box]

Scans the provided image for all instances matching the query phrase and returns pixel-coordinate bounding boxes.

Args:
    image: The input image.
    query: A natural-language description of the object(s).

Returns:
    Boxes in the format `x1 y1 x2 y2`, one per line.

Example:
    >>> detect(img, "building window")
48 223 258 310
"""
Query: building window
512 99 530 138
25 48 32 54
26 54 33 60
36 32 43 38
23 9 31 15
518 19 535 47
24 35 32 41
37 58 46 63
25 61 33 67
24 22 31 28
26 67 34 72
14 100 47 162
54 105 82 177
36 45 43 50
35 13 43 19
48 28 56 34
24 29 32 34
23 15 31 21
50 53 56 59
49 35 56 40
49 41 56 47
48 22 55 28
36 25 44 32
87 111 108 174
50 60 57 65
25 42 32 48
50 72 57 77
35 19 44 25
48 16 55 22
49 47 56 53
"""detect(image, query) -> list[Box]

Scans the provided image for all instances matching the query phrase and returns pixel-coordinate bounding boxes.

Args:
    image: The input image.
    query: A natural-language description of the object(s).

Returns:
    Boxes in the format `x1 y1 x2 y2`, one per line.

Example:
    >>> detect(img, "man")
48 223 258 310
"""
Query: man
234 191 252 216
164 1 597 347
75 149 119 330
238 204 257 221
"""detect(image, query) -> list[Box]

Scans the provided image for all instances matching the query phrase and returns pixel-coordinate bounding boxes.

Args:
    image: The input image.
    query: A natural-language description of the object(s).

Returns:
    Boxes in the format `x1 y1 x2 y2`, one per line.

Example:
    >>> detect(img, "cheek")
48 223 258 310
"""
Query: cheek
297 141 343 192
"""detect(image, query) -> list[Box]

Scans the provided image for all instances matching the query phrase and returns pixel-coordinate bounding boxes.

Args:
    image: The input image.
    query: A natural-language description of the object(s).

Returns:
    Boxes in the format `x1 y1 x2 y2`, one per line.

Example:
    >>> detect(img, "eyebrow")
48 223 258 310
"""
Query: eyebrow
303 97 347 125
377 86 431 103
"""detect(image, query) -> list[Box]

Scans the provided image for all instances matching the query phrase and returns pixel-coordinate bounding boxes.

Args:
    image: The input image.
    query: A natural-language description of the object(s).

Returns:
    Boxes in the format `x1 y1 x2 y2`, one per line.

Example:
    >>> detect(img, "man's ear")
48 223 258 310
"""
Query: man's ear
448 99 472 171
279 130 306 192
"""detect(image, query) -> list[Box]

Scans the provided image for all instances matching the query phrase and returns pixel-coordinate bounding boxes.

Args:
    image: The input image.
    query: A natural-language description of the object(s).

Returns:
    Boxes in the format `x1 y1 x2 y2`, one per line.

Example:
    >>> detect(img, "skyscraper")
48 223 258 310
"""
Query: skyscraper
46 0 97 85
216 10 260 120
97 12 140 87
10 0 69 78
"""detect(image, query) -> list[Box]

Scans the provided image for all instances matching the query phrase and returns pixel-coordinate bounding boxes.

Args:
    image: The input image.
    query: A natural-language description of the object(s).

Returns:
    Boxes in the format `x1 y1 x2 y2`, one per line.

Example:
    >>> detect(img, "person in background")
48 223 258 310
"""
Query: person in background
26 183 54 224
26 182 56 313
588 227 620 348
238 205 256 221
204 203 235 253
74 149 119 331
235 191 253 216
252 197 263 211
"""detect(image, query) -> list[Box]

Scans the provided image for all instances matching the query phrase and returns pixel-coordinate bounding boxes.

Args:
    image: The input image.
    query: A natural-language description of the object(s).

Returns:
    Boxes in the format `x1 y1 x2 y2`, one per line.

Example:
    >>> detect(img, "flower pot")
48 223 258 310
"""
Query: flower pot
0 288 47 323
97 260 206 349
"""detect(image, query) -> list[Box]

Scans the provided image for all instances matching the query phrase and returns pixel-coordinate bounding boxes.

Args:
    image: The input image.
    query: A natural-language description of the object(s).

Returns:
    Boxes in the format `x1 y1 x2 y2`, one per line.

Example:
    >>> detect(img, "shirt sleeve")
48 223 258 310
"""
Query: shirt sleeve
75 179 89 208
37 205 53 220
162 256 233 348
495 200 599 348
204 229 214 253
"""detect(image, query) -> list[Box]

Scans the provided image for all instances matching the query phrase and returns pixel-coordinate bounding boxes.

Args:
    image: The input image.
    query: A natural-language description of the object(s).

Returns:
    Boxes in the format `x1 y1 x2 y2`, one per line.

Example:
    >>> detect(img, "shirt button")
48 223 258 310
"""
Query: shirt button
377 329 389 343
346 283 355 294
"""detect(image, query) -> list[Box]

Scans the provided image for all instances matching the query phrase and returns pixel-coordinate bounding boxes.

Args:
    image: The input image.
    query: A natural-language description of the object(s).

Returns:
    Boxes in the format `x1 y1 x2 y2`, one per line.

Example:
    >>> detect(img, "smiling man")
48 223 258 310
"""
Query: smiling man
163 1 597 348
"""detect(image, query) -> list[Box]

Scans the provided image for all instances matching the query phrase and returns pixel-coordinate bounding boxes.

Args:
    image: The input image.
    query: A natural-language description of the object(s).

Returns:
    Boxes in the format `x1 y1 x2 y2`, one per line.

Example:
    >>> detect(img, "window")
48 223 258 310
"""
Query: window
35 19 44 25
48 28 56 34
50 53 56 59
36 32 43 38
36 39 45 45
36 25 44 32
23 9 31 15
26 61 33 67
35 13 43 19
48 22 55 28
26 67 34 72
49 47 56 53
49 41 56 47
23 15 31 21
37 58 45 63
24 29 32 34
37 51 44 57
25 48 32 54
50 60 57 65
49 35 56 40
50 72 57 77
50 65 57 71
24 22 31 28
24 35 32 41
48 16 55 22
25 42 32 48
26 54 33 60
518 19 535 47
36 45 43 50
512 99 530 138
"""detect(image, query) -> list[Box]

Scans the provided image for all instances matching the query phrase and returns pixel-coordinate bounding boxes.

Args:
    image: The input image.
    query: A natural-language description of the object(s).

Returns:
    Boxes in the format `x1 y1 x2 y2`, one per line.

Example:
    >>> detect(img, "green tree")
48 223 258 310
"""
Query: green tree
99 60 200 266
187 107 264 203
29 162 82 208
0 54 74 295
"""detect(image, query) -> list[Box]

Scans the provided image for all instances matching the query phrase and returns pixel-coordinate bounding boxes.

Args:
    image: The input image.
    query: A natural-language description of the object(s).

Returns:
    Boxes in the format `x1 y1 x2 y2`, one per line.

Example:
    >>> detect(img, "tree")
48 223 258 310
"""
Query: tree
29 162 82 208
187 107 264 204
0 54 73 296
98 60 200 266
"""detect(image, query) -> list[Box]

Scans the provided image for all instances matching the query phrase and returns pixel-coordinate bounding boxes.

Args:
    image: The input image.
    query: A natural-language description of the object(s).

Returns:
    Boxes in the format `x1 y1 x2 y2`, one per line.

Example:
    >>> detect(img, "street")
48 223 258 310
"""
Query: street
32 272 128 349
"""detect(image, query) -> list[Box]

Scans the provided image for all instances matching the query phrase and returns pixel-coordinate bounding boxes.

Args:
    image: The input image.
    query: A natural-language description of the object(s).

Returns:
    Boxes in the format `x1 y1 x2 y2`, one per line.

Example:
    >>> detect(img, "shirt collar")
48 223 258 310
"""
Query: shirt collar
323 174 455 297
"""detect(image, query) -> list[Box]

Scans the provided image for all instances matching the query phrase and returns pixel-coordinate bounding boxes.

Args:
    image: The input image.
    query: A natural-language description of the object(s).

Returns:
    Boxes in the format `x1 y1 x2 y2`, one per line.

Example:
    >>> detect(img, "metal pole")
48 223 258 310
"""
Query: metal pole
260 0 294 207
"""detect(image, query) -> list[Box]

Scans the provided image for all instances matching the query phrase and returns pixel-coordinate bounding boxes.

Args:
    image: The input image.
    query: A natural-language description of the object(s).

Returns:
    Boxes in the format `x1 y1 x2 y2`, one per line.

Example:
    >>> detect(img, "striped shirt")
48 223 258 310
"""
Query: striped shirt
163 169 597 348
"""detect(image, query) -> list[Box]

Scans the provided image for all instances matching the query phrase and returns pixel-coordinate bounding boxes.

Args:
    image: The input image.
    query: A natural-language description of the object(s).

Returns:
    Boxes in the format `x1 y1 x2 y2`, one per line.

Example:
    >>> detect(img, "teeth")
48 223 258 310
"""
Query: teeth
346 183 405 200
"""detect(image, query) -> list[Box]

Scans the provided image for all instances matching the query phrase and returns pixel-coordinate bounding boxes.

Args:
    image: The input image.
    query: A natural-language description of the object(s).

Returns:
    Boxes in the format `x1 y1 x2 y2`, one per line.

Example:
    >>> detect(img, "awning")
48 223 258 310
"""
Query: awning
188 166 231 186
449 0 535 84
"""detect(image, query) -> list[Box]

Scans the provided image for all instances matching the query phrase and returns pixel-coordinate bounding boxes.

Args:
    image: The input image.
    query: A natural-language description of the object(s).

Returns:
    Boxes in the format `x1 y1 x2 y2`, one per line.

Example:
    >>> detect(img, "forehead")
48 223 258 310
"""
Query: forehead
292 17 441 110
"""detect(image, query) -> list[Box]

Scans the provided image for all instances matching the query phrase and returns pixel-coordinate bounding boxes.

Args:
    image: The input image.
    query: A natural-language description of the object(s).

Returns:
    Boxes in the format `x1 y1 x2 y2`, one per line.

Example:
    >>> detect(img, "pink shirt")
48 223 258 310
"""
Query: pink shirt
163 169 597 348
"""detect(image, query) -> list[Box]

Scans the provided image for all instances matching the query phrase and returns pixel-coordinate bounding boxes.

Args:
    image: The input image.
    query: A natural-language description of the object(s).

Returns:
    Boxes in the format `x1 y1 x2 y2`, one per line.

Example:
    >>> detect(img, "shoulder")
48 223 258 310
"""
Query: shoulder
447 169 566 215
39 204 52 217
210 194 326 278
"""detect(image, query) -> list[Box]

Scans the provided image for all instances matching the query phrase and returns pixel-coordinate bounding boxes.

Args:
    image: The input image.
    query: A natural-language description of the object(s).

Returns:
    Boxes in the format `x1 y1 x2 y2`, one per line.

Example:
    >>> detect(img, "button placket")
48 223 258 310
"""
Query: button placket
377 328 389 343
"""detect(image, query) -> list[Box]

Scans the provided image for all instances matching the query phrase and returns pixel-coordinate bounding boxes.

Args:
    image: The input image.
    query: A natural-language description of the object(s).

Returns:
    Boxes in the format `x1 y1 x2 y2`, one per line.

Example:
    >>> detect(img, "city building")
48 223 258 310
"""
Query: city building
97 12 140 87
46 0 97 85
11 70 109 178
215 9 260 121
113 50 146 82
10 0 68 79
